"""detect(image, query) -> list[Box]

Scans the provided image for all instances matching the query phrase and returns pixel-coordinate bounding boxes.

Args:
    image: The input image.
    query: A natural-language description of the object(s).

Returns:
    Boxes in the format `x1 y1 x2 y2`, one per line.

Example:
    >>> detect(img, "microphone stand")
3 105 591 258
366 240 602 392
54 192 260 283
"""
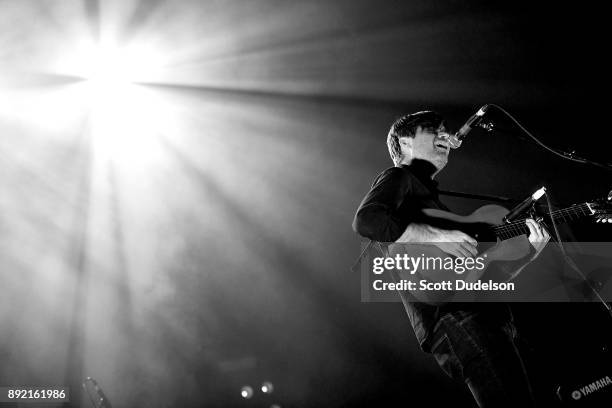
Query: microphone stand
542 192 612 321
487 104 612 172
83 377 113 408
478 103 612 319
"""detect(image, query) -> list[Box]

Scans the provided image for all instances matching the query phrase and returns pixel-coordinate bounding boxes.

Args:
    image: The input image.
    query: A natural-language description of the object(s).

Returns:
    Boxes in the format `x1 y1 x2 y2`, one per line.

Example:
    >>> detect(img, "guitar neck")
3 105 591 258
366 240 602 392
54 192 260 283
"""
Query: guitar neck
493 203 593 241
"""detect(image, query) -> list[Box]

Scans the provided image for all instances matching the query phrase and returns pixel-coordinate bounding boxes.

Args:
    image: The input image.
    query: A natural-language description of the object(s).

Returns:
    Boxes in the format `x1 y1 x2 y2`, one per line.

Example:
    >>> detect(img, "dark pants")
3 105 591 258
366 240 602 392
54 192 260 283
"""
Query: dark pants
431 310 535 408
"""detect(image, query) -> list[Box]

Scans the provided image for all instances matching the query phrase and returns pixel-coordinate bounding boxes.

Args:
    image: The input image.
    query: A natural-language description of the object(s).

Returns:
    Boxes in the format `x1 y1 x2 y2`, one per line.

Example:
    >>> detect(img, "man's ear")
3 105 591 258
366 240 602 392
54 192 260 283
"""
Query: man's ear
399 136 413 155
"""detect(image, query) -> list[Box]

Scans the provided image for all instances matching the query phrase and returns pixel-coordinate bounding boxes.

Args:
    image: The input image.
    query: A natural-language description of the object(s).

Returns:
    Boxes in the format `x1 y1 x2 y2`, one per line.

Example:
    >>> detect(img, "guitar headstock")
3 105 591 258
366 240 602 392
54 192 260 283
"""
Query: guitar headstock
590 189 612 223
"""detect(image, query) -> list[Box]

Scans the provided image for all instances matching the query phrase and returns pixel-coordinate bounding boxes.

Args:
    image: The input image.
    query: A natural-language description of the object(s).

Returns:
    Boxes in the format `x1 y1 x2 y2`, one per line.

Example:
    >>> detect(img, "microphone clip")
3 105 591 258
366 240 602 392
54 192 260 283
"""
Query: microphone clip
479 120 495 133
449 104 492 149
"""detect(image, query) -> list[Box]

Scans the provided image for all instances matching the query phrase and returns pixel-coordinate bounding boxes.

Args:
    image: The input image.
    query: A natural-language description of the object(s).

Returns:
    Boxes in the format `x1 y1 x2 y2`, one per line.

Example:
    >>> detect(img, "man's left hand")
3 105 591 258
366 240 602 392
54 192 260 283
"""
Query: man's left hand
526 218 550 257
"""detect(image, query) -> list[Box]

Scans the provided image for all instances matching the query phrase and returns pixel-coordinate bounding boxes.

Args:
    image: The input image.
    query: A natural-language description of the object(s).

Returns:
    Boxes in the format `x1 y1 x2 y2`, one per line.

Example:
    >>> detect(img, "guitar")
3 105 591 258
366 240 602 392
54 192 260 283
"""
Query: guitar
387 191 612 303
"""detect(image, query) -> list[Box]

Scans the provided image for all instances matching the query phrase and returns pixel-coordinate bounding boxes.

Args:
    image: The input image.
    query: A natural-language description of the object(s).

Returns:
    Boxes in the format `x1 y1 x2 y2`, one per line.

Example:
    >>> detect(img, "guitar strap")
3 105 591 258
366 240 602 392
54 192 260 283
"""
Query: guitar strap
438 189 513 204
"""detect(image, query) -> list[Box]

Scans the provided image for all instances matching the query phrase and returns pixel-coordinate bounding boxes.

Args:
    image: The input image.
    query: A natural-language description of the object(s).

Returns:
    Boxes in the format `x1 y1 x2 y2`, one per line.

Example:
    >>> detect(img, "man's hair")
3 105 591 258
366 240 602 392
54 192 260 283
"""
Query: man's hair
387 110 445 166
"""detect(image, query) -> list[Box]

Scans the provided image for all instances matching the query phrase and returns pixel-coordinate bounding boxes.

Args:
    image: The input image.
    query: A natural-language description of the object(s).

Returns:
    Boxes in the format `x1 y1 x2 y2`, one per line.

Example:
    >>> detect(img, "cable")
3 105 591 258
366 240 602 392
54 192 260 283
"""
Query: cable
487 104 612 171
350 240 374 273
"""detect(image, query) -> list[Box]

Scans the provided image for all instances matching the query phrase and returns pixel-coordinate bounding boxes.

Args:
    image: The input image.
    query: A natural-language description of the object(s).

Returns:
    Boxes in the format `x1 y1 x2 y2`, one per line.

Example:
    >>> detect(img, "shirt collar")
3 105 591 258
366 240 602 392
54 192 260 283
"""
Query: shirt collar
400 160 439 189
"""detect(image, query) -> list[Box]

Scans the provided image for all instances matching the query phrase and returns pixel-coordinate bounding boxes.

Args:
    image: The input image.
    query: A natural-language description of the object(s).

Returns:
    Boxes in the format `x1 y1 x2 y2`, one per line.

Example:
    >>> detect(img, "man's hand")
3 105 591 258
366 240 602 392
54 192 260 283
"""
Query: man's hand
395 223 478 258
393 224 484 288
429 229 479 258
525 218 550 257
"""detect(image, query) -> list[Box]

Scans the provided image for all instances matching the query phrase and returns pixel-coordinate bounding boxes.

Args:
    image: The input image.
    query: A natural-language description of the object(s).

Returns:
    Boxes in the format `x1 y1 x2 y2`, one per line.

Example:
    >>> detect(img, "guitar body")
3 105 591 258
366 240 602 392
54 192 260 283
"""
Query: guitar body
388 204 532 303
422 204 531 261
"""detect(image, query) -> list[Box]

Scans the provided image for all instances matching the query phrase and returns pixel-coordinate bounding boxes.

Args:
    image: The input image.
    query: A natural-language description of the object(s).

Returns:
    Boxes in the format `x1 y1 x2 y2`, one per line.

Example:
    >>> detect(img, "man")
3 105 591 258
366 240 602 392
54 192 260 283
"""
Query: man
352 111 549 407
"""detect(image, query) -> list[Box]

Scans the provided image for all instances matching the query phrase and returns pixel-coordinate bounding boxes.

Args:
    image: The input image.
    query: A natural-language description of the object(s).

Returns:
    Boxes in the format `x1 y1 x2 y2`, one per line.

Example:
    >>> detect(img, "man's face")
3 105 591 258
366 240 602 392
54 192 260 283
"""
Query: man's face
401 124 450 171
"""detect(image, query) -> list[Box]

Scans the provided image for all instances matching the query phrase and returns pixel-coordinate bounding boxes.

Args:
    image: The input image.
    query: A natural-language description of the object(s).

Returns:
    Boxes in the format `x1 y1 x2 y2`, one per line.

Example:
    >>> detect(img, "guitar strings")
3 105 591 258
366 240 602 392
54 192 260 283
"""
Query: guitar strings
494 204 589 234
492 203 590 236
491 203 591 239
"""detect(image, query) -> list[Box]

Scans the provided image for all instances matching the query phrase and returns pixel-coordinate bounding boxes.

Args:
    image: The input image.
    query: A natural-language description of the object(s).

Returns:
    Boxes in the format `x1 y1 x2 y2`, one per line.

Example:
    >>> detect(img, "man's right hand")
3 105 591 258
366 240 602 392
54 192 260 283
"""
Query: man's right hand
429 228 478 258
395 223 478 258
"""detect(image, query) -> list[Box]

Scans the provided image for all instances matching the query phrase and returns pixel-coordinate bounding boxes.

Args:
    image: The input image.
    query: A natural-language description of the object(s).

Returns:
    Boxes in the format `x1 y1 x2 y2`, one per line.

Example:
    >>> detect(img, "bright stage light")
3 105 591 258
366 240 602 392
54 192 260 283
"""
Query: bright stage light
77 43 162 85
86 47 129 87
70 43 168 166
78 44 161 106
87 83 166 166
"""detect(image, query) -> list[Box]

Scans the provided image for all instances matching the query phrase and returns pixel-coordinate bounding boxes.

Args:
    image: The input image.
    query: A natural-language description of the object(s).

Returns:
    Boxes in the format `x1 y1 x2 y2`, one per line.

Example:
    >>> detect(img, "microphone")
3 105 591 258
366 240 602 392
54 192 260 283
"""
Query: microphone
503 186 546 223
448 105 490 149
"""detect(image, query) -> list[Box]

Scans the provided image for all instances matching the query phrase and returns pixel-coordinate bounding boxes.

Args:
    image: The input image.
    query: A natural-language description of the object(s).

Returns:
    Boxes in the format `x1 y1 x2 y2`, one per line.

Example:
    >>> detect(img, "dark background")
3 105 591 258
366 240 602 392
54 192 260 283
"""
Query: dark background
0 1 610 407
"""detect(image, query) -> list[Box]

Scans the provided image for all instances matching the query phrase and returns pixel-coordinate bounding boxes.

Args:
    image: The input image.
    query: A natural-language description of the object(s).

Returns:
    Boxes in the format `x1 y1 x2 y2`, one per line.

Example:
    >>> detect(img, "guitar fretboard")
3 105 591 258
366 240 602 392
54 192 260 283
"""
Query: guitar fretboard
492 203 592 241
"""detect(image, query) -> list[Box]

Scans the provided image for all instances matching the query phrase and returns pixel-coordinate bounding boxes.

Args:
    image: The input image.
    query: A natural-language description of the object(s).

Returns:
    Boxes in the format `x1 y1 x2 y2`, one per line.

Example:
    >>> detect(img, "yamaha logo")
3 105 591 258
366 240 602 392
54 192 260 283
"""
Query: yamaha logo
570 375 612 401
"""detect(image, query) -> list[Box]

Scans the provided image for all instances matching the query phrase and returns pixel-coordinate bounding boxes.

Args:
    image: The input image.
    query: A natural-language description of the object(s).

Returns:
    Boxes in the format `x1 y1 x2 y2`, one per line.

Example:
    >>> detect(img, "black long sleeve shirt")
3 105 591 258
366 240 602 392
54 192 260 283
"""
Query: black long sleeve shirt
353 160 511 351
